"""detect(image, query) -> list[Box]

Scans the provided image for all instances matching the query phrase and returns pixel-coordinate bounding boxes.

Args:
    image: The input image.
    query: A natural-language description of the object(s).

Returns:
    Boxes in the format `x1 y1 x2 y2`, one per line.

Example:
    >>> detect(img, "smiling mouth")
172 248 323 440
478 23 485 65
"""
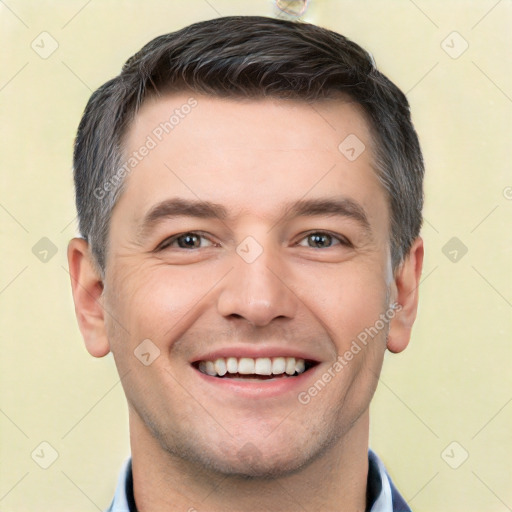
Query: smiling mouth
192 356 318 380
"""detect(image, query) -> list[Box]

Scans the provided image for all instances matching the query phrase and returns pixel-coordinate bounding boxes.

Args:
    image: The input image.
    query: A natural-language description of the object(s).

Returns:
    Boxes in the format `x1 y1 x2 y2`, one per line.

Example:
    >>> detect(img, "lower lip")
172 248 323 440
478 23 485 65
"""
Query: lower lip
192 365 321 399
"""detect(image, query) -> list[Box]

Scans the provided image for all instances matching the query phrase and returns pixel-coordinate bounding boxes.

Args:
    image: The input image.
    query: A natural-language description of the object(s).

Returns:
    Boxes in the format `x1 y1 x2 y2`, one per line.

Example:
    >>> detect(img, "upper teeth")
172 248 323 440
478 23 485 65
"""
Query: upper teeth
197 357 306 377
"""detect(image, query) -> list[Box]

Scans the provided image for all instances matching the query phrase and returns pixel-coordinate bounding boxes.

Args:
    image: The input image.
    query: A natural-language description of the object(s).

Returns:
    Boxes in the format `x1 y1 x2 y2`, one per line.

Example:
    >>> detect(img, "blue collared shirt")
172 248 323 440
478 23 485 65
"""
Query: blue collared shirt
106 449 411 512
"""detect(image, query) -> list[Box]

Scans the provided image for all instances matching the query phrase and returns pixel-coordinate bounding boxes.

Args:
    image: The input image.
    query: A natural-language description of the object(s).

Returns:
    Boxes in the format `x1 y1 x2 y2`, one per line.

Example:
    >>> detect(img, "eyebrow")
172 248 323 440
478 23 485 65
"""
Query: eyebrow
282 198 371 233
137 196 372 238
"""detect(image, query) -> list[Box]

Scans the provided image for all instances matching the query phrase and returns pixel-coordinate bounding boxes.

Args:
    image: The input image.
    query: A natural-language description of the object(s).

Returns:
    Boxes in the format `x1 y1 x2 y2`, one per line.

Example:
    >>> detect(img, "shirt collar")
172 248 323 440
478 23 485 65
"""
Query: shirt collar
105 457 134 512
106 450 410 512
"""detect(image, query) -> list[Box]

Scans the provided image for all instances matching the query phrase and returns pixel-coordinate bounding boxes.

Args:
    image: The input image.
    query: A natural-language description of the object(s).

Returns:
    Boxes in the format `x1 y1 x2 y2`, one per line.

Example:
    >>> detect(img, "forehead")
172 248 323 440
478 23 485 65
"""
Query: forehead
117 92 388 232
128 91 372 157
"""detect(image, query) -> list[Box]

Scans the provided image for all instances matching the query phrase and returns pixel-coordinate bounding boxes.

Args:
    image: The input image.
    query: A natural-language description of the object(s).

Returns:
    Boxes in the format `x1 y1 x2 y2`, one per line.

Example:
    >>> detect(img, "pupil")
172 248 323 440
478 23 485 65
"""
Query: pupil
179 234 199 248
310 234 330 248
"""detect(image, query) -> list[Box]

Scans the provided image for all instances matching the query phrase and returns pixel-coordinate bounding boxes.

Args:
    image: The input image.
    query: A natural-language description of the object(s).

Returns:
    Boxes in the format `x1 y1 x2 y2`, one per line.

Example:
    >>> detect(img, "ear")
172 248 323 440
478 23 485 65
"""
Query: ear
67 238 110 357
386 237 424 354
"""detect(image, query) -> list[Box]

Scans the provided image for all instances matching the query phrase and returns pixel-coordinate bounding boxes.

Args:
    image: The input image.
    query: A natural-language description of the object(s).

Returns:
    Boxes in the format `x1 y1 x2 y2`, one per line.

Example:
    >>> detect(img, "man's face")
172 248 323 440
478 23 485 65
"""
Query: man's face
102 93 395 477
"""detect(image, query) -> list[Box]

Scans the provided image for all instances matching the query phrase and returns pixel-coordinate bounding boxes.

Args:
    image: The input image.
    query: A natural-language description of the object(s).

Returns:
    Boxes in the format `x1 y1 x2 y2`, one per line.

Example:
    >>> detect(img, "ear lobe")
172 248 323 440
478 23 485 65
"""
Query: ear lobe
386 237 424 354
67 238 110 358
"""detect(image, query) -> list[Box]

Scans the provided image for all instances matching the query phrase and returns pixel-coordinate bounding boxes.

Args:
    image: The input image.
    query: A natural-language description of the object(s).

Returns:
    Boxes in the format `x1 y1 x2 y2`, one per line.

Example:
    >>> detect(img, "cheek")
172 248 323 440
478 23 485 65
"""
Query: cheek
295 259 390 345
104 262 220 349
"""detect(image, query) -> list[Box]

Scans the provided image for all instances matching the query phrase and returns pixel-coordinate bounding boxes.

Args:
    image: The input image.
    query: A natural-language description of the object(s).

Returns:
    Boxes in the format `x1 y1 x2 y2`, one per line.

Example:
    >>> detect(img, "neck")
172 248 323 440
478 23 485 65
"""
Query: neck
130 411 370 512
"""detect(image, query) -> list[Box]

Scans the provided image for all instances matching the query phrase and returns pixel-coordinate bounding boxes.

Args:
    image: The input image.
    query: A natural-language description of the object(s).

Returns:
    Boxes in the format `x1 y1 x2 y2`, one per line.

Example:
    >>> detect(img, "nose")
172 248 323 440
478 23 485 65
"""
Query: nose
216 245 299 327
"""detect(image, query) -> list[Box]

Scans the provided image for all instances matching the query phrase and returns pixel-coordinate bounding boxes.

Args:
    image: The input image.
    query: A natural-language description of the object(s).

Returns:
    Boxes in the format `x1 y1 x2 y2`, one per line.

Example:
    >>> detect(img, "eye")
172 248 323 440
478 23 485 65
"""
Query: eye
157 232 216 250
297 232 350 249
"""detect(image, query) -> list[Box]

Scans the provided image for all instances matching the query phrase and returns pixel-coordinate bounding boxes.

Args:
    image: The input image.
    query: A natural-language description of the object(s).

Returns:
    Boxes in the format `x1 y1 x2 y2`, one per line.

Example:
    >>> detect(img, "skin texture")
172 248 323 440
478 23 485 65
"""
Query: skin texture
68 92 423 511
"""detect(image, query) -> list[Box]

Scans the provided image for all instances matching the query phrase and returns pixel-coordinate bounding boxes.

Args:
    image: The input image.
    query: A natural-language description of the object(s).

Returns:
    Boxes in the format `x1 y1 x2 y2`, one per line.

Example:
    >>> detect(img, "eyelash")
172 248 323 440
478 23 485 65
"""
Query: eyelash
297 231 352 249
155 231 352 251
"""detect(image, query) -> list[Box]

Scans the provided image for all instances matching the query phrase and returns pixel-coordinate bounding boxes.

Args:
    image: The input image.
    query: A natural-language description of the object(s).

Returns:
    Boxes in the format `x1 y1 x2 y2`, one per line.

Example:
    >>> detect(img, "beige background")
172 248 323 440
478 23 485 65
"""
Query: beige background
1 0 511 510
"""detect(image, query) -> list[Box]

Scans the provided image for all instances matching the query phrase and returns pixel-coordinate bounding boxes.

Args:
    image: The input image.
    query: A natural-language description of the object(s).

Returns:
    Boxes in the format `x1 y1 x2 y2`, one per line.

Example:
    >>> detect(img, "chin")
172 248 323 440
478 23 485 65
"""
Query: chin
168 435 328 481
208 450 312 480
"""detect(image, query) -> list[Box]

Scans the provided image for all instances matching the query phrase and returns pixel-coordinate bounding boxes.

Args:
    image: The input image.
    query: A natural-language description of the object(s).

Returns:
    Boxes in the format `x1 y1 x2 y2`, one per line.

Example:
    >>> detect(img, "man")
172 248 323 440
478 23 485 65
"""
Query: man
68 15 424 512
